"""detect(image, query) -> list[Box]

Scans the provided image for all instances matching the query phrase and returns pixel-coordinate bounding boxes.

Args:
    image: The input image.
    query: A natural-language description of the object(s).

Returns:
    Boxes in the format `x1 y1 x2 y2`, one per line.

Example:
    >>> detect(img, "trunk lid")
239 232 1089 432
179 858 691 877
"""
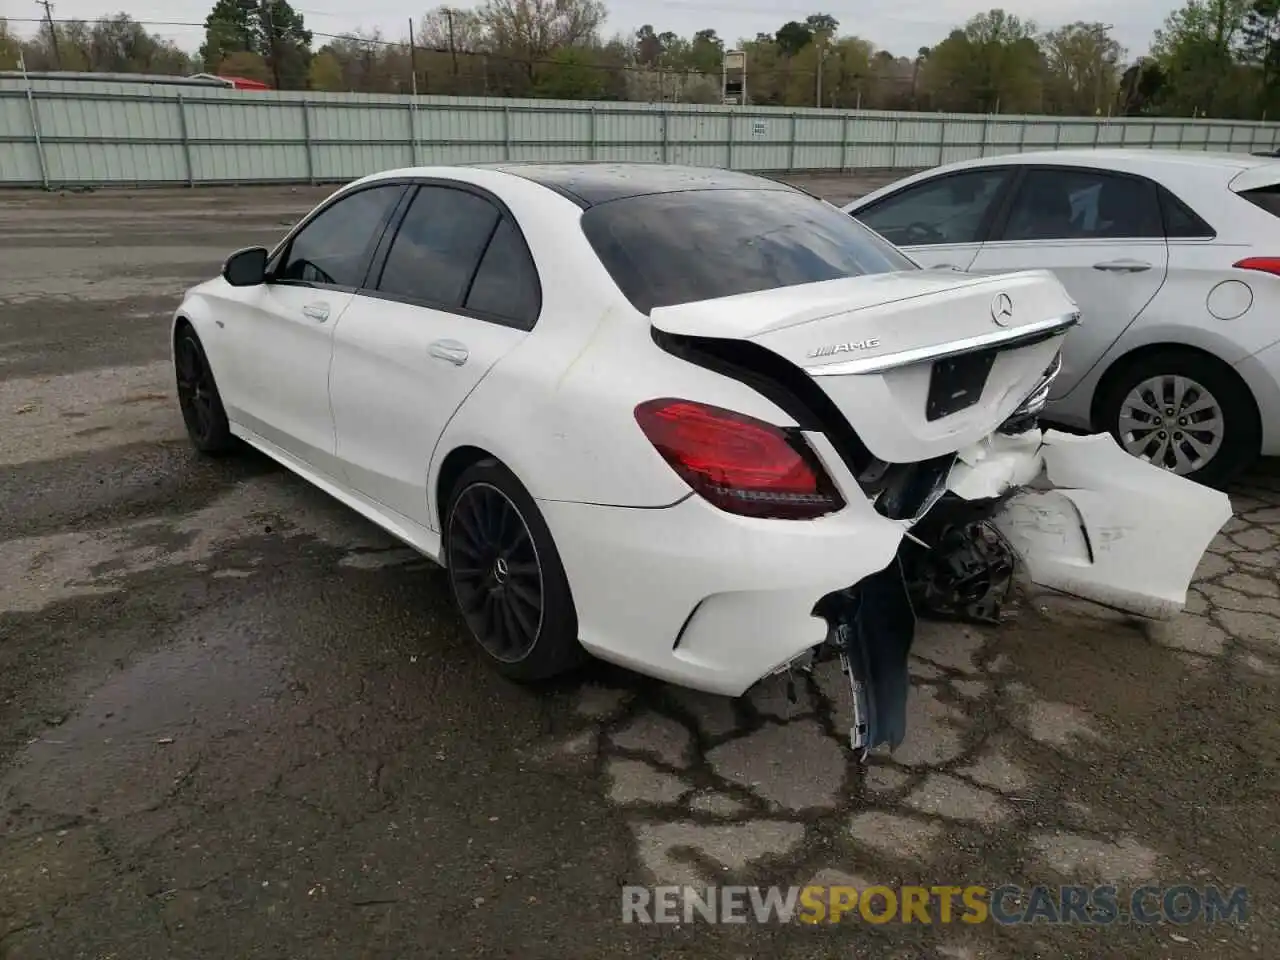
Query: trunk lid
650 269 1078 464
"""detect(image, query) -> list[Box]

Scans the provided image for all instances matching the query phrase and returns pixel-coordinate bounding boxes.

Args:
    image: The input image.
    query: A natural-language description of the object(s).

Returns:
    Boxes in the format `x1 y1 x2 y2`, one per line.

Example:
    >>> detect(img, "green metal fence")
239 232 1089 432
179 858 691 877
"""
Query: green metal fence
2 78 1279 188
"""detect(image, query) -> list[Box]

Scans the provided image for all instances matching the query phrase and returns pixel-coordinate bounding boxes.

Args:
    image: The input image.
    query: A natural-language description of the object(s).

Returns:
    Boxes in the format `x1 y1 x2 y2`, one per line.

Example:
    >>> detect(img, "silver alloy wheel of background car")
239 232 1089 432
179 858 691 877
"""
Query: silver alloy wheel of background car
1116 374 1225 476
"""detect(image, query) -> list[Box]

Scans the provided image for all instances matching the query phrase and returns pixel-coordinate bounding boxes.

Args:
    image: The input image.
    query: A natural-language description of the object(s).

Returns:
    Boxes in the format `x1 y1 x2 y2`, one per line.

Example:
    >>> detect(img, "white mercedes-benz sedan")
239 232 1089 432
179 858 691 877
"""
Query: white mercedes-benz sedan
172 163 1230 756
843 149 1280 488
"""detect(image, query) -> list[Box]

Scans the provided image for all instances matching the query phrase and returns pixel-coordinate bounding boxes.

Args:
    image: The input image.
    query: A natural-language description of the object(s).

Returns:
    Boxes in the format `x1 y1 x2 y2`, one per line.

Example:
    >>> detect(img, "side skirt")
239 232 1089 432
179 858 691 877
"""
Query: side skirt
228 422 445 565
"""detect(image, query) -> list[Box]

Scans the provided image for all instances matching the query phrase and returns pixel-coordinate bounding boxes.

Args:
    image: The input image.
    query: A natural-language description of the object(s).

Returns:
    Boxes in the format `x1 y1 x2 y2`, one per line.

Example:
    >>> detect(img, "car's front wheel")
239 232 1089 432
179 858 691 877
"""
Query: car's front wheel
174 323 237 455
443 459 583 682
1096 348 1259 489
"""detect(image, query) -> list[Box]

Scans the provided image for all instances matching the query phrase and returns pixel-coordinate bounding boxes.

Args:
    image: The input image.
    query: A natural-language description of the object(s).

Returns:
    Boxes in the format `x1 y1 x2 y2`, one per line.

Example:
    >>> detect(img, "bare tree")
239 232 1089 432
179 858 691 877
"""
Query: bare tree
478 0 606 81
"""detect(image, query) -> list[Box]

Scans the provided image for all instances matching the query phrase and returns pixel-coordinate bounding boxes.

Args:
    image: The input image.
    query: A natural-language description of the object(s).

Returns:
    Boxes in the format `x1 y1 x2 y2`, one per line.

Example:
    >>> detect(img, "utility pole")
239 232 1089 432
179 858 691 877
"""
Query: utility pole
1096 23 1115 116
444 8 458 77
261 0 281 90
408 18 419 95
36 0 61 69
815 41 827 107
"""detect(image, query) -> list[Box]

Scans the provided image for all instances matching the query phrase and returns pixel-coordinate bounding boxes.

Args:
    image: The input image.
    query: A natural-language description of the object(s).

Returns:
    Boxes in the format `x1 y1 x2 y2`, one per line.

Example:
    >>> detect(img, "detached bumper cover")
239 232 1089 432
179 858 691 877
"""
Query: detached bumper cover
950 429 1233 619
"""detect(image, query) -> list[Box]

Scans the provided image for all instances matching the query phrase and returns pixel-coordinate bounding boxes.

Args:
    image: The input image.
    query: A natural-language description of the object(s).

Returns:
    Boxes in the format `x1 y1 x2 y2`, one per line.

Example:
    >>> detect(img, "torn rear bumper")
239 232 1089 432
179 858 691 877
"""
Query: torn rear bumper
953 429 1233 619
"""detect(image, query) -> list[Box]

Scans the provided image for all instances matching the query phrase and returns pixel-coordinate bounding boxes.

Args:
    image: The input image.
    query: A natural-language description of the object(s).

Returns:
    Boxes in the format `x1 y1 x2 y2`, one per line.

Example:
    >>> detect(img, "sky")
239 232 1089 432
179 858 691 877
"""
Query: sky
2 0 1172 61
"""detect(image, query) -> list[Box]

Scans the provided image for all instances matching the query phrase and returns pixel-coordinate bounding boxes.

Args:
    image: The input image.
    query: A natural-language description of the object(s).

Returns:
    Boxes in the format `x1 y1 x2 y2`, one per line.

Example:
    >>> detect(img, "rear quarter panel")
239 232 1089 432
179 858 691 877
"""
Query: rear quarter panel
425 175 800 524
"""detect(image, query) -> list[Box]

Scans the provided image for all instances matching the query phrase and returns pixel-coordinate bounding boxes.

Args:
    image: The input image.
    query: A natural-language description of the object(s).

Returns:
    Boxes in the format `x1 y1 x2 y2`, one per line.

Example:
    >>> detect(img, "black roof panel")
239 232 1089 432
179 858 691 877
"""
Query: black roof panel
478 162 798 207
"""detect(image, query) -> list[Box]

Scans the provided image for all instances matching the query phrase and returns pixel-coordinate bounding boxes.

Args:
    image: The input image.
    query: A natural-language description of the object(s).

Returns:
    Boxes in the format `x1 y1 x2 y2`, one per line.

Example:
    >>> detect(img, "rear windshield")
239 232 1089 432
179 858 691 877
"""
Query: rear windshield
1241 184 1280 218
580 187 918 314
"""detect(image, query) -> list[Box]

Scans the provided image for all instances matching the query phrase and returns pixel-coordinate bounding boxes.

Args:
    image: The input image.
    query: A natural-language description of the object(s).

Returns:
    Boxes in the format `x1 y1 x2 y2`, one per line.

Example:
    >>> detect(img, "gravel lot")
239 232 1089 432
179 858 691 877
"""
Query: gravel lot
1 177 1278 959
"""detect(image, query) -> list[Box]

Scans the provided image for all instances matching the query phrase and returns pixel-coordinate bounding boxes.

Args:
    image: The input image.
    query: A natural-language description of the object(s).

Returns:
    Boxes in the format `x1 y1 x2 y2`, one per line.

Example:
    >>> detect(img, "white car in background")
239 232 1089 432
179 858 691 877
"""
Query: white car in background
844 149 1280 488
171 163 1230 757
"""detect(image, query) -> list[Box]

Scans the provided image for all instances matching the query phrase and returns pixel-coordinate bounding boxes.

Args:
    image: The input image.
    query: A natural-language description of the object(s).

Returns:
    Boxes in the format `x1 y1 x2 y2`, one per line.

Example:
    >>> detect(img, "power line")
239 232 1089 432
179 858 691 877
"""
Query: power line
34 0 61 69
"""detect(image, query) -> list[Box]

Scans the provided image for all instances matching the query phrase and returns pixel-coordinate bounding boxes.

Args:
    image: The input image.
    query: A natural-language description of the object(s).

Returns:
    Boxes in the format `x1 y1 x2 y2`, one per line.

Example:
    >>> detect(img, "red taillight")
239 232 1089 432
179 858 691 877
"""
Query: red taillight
634 398 844 520
1233 256 1280 276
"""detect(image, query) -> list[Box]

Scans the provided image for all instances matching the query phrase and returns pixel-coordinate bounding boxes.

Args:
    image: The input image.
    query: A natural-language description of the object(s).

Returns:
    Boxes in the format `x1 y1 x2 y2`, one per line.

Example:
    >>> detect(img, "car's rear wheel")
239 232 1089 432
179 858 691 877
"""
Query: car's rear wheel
444 459 583 682
1096 348 1259 489
174 324 236 455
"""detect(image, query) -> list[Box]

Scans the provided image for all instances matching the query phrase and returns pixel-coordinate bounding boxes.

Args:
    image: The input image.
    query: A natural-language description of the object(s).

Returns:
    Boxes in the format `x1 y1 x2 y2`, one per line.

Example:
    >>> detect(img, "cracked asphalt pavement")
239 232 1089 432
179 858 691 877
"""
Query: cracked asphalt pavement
2 177 1278 959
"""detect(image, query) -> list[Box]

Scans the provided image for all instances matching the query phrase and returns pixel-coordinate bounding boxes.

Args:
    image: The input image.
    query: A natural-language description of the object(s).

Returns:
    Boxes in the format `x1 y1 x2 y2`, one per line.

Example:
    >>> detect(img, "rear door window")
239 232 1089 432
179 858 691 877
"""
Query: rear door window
1239 184 1280 219
1160 186 1216 238
464 217 541 329
580 187 917 315
854 169 1012 246
376 185 500 309
998 168 1163 241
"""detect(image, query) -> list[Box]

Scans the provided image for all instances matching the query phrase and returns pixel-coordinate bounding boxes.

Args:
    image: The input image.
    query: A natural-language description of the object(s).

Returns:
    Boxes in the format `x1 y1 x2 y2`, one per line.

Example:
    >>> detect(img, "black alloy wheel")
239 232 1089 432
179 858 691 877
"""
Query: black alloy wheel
448 481 545 663
174 325 235 454
444 459 583 681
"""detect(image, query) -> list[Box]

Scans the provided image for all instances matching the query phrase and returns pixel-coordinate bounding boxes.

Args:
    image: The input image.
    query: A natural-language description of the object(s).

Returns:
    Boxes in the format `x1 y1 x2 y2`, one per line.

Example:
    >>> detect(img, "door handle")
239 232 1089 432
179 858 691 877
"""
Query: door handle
302 302 330 322
429 339 469 366
1093 259 1152 273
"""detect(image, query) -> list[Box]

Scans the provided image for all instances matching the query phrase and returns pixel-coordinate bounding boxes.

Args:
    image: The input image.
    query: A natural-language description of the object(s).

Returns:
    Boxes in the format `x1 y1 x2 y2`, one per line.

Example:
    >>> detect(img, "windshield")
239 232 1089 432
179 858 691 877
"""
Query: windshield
580 187 918 314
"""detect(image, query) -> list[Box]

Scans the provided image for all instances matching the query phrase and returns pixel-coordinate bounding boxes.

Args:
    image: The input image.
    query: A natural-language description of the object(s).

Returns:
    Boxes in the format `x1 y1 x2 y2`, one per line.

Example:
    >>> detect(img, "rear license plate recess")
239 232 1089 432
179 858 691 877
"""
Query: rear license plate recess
925 347 999 422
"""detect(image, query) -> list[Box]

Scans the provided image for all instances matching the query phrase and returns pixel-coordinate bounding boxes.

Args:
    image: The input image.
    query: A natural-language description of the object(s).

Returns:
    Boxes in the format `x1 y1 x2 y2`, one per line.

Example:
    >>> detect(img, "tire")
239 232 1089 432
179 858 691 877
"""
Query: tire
443 458 584 682
1095 348 1259 489
174 324 237 456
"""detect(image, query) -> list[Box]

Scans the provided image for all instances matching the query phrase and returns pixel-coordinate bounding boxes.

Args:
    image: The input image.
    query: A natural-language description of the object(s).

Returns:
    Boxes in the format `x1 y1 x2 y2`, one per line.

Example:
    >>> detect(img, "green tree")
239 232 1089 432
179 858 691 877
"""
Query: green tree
688 28 723 73
911 46 930 106
534 46 606 98
20 19 93 71
0 19 21 70
201 0 312 89
921 9 1044 113
775 21 814 57
806 14 839 35
479 0 606 86
1151 0 1251 115
200 0 255 69
307 48 346 91
1240 0 1280 116
634 24 665 65
1117 58 1167 114
216 49 272 83
87 14 193 75
1042 22 1124 115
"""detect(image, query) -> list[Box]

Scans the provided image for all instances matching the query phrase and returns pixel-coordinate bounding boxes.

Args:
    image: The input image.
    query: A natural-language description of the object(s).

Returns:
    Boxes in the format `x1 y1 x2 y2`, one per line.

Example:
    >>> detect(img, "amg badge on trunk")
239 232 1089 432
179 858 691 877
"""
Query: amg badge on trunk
808 338 881 358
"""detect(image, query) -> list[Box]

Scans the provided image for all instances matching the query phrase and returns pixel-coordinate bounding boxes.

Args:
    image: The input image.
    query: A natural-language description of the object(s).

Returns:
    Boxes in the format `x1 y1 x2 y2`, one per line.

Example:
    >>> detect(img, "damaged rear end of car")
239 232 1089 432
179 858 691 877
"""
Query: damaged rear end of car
644 269 1230 759
579 180 1230 760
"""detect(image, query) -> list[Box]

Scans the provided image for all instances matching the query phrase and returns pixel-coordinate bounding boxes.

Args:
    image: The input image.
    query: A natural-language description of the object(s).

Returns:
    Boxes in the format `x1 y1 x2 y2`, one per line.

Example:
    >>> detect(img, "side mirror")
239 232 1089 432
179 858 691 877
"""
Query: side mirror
222 246 269 287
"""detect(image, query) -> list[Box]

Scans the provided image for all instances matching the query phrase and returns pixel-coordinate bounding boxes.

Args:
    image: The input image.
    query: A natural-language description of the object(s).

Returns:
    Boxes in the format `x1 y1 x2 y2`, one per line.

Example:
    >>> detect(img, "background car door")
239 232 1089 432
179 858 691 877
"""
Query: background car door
218 182 406 476
851 167 1016 270
328 183 539 527
967 166 1170 399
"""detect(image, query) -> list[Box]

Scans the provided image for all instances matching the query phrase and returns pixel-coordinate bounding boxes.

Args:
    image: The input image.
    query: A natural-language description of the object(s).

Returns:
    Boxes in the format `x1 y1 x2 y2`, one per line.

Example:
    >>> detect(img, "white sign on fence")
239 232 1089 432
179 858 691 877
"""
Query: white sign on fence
751 120 768 139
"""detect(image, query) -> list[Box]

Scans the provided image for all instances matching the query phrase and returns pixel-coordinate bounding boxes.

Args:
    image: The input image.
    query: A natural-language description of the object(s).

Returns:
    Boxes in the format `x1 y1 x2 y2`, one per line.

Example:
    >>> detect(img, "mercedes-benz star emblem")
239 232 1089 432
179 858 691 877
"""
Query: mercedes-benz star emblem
991 292 1014 326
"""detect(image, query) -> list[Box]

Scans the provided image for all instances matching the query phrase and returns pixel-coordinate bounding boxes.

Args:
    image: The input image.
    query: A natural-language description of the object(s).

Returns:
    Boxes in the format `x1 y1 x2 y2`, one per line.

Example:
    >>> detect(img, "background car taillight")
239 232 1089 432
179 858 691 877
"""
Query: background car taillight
1233 256 1280 276
634 398 845 520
